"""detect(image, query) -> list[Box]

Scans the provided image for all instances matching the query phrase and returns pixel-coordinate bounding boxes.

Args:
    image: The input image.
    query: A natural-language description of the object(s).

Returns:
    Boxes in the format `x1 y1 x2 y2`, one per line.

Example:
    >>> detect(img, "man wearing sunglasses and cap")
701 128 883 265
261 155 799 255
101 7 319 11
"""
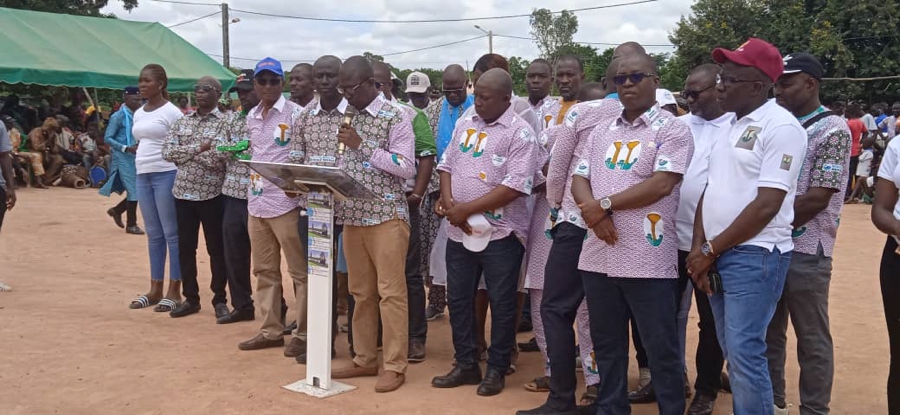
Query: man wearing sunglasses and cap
676 64 734 415
162 76 240 320
685 39 807 415
767 52 850 415
570 53 692 415
237 58 310 358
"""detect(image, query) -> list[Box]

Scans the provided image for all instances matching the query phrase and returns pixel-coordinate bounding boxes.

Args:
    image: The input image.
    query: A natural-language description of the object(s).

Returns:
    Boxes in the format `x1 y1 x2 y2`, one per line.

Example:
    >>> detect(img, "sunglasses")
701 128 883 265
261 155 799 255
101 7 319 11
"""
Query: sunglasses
338 78 371 95
193 83 219 93
716 74 758 86
442 87 466 95
255 77 282 87
613 72 658 86
681 84 716 100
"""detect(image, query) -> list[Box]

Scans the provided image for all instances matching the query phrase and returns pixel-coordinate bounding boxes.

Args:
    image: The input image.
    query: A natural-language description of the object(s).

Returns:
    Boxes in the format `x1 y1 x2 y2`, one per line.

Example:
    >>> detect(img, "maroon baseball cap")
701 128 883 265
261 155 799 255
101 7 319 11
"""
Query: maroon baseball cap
712 38 784 83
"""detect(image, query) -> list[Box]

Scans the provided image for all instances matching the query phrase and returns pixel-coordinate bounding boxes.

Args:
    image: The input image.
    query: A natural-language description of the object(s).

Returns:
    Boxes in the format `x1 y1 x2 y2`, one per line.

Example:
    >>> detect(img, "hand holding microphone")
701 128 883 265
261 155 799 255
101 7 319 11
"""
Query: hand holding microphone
337 105 360 155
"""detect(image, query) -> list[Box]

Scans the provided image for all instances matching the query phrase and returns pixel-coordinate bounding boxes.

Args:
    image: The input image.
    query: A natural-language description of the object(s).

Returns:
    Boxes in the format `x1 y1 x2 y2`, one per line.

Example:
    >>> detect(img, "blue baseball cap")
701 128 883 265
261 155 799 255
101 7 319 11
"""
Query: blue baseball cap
254 57 284 79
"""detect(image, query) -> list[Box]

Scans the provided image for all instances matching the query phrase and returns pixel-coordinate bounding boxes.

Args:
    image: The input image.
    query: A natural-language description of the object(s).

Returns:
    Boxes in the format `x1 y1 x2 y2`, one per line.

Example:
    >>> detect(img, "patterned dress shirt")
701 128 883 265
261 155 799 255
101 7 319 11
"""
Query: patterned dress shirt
246 96 304 218
162 108 237 201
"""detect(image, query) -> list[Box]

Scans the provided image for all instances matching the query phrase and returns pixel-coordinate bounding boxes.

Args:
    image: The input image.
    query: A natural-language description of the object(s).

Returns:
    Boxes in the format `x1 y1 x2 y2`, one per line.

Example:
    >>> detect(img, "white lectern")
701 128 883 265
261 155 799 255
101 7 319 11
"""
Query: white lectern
243 160 379 398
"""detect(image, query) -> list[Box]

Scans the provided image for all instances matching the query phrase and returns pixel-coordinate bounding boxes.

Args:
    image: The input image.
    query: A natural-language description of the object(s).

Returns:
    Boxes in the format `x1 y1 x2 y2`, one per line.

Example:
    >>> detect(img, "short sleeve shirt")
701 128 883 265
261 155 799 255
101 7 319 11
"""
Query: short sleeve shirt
791 109 851 257
702 99 808 252
574 104 693 279
878 137 900 220
437 104 547 244
246 96 304 218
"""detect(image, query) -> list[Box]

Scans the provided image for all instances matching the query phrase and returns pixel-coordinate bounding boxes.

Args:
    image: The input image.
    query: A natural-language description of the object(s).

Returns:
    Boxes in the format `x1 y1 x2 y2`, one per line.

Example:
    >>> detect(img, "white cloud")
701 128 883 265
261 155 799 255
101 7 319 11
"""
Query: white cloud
102 0 694 70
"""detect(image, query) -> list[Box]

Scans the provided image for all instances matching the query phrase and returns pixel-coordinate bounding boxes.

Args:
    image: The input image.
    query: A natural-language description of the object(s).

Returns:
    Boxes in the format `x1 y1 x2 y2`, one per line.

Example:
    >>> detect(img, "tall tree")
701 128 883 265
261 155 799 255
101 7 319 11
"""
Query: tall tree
363 52 385 62
0 0 138 16
530 8 579 68
508 56 530 96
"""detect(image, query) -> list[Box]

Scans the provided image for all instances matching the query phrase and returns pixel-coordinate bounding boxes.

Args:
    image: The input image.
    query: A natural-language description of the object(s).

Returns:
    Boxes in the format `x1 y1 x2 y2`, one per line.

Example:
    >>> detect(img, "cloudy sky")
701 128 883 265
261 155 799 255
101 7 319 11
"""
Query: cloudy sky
101 0 694 71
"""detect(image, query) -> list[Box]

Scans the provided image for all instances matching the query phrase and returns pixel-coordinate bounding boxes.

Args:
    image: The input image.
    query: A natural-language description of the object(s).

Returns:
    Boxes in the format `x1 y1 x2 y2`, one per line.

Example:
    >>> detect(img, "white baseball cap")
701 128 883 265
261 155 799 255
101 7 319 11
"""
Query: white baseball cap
656 89 677 106
462 214 494 252
405 71 431 94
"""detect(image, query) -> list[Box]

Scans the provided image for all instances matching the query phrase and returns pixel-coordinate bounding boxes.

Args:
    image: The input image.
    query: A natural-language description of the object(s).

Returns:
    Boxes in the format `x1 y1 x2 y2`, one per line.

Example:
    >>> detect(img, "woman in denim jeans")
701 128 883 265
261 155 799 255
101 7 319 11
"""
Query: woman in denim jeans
128 64 184 312
872 137 900 415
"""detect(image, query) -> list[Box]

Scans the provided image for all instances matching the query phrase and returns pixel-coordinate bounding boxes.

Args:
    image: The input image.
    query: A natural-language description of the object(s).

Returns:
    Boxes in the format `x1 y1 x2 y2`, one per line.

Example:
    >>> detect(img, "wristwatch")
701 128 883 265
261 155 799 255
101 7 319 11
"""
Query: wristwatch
701 241 717 258
599 197 613 215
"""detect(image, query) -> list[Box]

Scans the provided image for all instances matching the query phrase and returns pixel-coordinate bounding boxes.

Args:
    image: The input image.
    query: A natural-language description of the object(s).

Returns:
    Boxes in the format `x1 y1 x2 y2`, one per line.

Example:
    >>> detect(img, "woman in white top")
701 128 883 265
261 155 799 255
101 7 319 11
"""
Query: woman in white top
129 64 184 312
872 136 900 414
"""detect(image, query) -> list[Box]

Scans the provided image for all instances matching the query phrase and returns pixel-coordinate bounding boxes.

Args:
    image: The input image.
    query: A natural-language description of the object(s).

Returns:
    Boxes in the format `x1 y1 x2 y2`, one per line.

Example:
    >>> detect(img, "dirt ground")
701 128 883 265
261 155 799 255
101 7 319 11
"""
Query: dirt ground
0 187 890 415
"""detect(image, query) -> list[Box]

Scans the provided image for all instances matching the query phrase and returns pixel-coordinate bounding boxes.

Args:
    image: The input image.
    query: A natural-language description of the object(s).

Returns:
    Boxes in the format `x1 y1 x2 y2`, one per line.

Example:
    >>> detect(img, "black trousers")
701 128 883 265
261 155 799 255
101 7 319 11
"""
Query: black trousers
678 250 725 396
847 155 859 199
542 223 588 411
880 236 900 414
112 198 138 228
222 196 253 311
0 186 6 233
406 205 427 342
175 196 227 306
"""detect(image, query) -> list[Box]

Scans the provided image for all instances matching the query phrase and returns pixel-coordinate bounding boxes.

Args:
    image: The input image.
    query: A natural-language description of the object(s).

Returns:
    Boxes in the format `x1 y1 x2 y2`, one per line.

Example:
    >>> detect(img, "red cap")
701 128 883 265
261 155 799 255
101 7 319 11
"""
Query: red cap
712 38 784 83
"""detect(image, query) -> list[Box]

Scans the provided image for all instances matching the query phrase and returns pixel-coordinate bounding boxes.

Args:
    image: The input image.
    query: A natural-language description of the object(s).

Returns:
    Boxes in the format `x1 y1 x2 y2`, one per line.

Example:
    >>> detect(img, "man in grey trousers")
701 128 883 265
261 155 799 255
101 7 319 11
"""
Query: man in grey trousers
767 52 852 415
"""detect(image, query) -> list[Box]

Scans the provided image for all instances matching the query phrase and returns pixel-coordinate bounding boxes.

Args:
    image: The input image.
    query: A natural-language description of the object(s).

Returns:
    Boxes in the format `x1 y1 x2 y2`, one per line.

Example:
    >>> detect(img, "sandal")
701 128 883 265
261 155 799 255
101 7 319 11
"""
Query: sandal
153 298 178 312
524 376 551 392
0 281 11 292
129 295 159 309
580 383 599 406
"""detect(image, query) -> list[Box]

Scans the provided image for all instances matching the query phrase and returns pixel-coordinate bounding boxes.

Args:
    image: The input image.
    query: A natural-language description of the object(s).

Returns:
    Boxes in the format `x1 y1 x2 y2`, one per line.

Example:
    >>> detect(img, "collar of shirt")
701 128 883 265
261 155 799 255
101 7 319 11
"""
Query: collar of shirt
530 96 547 110
186 107 224 120
737 98 779 123
616 103 662 128
361 94 388 117
796 105 827 123
314 97 348 115
249 95 286 120
687 112 734 128
471 102 517 128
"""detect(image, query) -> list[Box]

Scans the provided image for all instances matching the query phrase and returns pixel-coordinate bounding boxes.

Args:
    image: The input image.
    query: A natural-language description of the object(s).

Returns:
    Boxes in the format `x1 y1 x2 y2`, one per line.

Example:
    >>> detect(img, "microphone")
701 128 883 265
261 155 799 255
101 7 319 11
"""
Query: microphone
338 105 358 155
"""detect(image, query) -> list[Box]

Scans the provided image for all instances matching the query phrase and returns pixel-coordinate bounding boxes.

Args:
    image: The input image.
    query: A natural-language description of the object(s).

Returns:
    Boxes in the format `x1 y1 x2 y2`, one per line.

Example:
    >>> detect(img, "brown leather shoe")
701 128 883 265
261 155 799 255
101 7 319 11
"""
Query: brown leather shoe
332 363 378 379
238 333 284 351
283 337 306 358
375 371 405 393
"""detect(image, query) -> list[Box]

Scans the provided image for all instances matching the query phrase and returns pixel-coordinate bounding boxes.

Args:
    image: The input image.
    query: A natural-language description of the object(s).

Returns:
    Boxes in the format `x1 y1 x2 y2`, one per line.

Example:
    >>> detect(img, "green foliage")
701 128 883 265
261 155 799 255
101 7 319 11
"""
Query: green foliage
0 0 138 17
530 8 579 68
668 0 900 103
363 52 385 63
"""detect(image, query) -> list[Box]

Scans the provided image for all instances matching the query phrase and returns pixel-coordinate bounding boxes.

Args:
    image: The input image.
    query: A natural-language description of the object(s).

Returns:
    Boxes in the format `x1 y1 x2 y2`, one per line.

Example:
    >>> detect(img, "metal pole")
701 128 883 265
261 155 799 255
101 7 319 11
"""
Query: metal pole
488 30 493 54
221 3 230 68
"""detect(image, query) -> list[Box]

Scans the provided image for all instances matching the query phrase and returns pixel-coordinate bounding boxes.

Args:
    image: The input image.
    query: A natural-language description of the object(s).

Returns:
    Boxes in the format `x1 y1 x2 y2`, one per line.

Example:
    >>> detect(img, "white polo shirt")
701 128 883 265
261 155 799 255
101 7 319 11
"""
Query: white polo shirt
877 136 900 219
701 99 807 253
676 112 735 251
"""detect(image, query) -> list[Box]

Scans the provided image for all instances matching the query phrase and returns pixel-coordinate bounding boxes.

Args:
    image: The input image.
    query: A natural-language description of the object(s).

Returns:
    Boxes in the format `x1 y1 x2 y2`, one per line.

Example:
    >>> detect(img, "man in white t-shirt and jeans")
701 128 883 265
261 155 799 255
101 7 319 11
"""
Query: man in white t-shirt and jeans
686 38 807 415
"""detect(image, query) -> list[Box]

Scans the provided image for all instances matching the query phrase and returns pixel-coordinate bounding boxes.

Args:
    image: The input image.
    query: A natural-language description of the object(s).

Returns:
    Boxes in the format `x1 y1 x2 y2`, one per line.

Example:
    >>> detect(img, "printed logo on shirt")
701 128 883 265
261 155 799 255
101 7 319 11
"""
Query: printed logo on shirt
822 163 842 173
651 117 667 131
643 212 664 247
275 123 291 146
464 132 488 158
792 226 807 238
538 132 550 148
544 115 553 128
362 161 372 169
565 109 578 127
524 176 534 193
478 171 488 181
605 140 642 170
391 154 404 165
484 207 503 220
735 126 761 150
574 159 590 176
491 154 507 167
460 128 477 153
250 173 264 196
781 154 794 171
654 155 672 172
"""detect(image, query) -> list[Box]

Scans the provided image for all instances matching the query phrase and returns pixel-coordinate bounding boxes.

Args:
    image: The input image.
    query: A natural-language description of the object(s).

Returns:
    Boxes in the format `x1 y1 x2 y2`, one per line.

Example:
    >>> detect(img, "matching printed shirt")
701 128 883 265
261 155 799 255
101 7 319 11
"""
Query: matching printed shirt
437 103 547 245
573 104 694 279
246 96 305 219
792 108 852 257
161 108 238 201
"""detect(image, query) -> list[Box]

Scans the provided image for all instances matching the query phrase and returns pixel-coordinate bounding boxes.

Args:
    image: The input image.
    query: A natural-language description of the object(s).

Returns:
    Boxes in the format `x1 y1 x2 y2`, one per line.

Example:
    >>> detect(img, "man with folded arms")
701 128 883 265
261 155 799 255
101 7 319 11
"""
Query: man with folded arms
571 53 692 415
686 39 807 415
431 68 546 396
327 56 417 393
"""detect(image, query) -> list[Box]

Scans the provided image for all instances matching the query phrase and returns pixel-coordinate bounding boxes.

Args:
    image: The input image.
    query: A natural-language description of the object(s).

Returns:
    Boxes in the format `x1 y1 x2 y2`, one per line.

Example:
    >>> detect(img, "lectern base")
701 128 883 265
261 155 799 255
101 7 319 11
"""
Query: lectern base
283 379 356 398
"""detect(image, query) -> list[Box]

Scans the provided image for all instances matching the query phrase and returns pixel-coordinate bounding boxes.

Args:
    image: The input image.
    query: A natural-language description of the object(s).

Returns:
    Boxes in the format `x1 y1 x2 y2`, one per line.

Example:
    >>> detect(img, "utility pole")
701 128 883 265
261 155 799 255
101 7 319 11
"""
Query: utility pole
221 3 230 68
474 25 493 54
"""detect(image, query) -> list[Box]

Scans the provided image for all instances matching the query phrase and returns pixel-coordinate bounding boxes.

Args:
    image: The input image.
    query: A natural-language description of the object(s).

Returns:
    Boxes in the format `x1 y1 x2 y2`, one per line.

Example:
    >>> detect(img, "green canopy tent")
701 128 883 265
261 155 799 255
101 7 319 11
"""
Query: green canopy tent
0 7 236 92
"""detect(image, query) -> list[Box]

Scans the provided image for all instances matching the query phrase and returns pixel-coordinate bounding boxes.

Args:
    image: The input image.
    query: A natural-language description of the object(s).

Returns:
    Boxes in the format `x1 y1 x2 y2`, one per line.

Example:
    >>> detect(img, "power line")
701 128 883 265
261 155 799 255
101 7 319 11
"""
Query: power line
494 33 675 48
229 0 656 24
383 35 486 56
166 10 220 28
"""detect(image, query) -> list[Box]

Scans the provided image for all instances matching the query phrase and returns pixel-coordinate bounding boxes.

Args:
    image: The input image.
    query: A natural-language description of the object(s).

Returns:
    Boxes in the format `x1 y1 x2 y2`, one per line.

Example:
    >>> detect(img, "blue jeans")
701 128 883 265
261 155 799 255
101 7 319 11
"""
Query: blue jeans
709 245 791 415
136 170 180 282
446 235 524 371
582 272 685 415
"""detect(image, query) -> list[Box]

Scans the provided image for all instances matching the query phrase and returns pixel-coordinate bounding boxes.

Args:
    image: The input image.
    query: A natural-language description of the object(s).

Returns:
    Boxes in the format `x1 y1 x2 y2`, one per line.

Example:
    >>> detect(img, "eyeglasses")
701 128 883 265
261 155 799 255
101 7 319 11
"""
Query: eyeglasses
338 78 371 95
255 77 282 87
193 83 219 93
612 72 658 86
441 87 466 95
716 74 757 86
681 84 716 100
